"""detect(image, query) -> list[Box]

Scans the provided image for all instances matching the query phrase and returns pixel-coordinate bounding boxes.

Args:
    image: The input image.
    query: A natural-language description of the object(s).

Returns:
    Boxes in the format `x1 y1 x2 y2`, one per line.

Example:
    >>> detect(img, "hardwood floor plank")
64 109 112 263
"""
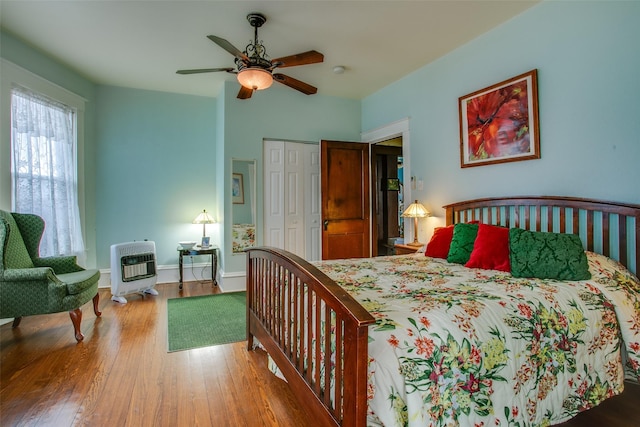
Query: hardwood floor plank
201 347 239 425
129 325 166 424
1 283 638 427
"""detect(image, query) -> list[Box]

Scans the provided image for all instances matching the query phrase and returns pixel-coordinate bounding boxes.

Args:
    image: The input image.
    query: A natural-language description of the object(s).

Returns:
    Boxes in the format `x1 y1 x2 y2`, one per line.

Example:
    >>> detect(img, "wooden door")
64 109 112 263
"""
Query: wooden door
321 140 370 260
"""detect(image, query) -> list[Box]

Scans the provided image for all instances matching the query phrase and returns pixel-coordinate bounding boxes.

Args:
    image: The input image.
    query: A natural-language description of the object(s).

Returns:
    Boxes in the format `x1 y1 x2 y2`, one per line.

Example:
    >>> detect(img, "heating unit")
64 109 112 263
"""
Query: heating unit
110 241 158 303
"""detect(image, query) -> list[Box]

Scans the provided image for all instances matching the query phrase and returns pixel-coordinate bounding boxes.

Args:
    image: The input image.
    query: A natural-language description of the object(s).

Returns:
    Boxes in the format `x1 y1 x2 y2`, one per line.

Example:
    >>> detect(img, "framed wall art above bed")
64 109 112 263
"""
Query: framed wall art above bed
459 69 540 168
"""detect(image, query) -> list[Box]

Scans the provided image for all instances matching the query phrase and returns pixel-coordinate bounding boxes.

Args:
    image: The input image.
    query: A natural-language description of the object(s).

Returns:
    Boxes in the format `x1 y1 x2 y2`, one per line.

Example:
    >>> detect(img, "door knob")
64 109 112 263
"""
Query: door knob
323 220 329 230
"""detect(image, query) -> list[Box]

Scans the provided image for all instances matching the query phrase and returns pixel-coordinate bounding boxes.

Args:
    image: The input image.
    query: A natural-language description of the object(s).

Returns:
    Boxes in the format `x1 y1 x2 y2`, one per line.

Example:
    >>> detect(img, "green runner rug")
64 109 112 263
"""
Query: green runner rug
167 291 246 352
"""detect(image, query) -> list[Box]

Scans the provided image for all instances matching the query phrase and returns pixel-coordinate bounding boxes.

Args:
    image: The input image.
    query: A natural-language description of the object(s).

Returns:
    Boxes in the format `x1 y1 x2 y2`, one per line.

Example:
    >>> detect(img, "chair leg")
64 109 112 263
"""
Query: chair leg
93 293 102 317
12 317 22 328
69 308 84 342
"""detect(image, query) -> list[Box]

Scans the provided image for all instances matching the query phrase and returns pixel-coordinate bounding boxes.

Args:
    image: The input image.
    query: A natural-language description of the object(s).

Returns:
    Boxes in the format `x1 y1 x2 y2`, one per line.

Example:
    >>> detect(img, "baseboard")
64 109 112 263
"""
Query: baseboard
98 264 245 292
99 262 217 288
218 270 246 292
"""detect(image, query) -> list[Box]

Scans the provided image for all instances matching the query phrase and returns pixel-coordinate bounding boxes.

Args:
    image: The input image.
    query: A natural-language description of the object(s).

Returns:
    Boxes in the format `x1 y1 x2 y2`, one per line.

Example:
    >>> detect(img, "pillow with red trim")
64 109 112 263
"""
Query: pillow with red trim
424 225 454 259
465 223 511 272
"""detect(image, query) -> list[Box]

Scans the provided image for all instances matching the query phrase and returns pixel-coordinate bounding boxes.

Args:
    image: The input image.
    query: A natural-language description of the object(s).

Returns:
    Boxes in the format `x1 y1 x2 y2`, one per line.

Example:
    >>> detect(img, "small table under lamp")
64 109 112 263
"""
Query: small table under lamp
401 200 430 248
193 209 216 248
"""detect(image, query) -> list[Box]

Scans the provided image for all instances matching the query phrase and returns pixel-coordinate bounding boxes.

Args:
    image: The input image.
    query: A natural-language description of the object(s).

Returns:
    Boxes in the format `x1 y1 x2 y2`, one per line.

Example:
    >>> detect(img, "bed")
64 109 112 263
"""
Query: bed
246 196 640 426
232 223 256 253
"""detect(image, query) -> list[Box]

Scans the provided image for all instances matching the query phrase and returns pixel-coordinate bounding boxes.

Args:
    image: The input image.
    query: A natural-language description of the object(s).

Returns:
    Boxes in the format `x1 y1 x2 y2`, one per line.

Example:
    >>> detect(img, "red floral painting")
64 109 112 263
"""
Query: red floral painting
459 70 540 167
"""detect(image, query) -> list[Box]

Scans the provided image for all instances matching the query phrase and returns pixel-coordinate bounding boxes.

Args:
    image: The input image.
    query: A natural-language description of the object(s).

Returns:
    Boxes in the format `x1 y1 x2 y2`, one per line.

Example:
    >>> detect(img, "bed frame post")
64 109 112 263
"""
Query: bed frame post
246 247 375 426
246 252 254 352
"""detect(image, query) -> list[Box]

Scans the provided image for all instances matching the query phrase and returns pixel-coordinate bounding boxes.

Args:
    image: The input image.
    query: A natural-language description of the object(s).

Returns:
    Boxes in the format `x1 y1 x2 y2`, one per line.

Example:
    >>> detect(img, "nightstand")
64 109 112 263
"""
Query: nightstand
177 245 218 289
394 243 422 255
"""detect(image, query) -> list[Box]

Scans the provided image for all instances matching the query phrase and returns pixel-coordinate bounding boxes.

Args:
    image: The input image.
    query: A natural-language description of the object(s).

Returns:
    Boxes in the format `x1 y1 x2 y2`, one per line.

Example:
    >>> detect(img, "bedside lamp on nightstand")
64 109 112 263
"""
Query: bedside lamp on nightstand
193 209 216 248
401 200 430 247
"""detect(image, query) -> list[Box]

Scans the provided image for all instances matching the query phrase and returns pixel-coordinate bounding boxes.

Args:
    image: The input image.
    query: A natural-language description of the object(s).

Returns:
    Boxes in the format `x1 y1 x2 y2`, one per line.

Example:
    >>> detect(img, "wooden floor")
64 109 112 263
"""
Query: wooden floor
1 282 638 427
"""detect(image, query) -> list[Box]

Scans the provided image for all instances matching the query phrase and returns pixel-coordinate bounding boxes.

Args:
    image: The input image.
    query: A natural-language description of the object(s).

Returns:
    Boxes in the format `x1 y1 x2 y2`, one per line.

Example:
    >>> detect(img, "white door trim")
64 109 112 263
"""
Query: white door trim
361 117 412 244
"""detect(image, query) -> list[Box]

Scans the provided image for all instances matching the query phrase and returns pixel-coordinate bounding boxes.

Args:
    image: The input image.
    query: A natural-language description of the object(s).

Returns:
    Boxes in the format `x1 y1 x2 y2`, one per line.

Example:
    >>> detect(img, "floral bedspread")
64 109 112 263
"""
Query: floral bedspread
313 252 640 427
232 223 255 253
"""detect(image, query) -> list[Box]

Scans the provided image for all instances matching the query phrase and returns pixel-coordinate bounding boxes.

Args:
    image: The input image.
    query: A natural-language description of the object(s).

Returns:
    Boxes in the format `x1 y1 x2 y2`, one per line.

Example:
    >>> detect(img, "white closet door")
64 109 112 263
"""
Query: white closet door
285 144 305 257
263 140 285 248
305 146 321 261
263 140 320 260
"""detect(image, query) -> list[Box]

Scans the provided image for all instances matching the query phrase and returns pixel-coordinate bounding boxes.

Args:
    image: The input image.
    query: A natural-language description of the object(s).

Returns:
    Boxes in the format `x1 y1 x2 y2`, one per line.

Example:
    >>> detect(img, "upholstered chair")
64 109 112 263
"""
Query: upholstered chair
0 210 101 342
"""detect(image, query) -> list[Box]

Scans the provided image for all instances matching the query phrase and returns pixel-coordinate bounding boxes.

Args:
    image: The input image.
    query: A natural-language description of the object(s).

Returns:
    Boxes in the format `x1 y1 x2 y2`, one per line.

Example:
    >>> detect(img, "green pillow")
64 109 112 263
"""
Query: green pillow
509 228 591 280
447 223 479 264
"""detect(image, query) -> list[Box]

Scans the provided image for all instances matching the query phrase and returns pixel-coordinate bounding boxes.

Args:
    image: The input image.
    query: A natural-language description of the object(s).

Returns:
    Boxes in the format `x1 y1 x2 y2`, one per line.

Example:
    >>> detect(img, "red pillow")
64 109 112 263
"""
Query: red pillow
425 225 455 259
465 223 510 272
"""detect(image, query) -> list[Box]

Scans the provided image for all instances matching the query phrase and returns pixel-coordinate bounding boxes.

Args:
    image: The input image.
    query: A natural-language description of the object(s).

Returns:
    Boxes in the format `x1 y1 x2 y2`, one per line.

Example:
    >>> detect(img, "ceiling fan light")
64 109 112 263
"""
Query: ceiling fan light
237 68 273 90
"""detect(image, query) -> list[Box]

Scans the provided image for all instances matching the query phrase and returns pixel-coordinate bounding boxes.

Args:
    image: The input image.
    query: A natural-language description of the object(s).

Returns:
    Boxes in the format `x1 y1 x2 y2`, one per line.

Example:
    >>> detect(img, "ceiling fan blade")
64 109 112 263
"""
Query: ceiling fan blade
237 85 254 99
271 50 324 68
176 67 234 75
273 74 318 95
207 35 250 62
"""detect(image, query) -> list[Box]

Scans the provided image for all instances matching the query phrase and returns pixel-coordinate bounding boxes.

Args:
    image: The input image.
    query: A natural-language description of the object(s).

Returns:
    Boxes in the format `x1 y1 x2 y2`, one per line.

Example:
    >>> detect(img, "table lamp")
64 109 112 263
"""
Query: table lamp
193 209 216 247
401 200 430 247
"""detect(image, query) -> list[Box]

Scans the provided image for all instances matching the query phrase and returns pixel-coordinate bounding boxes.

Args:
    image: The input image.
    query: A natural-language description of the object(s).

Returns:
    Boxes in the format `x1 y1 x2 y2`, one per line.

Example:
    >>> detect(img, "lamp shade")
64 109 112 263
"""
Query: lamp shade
193 209 215 239
193 210 216 224
401 200 430 218
401 200 429 247
237 68 273 90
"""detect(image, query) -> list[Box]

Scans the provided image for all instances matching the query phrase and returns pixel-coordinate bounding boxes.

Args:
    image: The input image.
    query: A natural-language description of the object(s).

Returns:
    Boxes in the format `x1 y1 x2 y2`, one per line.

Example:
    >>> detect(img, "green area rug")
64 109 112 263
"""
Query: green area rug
167 292 246 352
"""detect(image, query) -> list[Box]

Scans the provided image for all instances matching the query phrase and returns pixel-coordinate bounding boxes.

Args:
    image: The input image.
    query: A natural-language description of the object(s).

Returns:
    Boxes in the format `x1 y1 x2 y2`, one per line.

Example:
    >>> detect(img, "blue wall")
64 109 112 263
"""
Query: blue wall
362 1 640 241
95 86 218 266
220 81 361 272
95 82 360 271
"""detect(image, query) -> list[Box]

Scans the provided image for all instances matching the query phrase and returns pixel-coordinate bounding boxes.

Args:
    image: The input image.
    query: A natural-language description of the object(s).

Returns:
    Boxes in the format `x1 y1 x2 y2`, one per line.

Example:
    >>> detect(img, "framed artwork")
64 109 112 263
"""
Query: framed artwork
232 173 244 204
386 178 400 191
458 69 540 168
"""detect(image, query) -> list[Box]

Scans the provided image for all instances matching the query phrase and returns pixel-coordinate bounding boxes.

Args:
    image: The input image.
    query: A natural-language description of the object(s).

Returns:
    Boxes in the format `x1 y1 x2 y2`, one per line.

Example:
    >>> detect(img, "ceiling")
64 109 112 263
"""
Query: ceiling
0 1 538 100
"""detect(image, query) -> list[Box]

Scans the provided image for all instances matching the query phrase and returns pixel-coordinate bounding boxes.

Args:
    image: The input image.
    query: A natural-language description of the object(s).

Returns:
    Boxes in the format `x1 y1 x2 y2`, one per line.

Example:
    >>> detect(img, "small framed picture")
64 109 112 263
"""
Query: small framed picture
386 178 400 191
232 173 244 204
201 236 210 248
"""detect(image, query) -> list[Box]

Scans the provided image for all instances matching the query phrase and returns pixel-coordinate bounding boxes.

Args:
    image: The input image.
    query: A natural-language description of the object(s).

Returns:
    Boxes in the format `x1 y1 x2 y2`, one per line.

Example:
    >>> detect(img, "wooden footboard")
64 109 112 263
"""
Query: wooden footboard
246 247 375 426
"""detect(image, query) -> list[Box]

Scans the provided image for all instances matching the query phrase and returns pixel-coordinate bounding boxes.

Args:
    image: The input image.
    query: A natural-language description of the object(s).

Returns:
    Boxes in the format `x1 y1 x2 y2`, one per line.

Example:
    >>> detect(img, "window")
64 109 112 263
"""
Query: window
10 85 85 259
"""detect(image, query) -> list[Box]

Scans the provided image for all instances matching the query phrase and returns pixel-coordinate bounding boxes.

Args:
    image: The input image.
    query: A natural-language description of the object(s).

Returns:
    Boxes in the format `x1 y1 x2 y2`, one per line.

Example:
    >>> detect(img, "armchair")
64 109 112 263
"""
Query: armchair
0 210 101 342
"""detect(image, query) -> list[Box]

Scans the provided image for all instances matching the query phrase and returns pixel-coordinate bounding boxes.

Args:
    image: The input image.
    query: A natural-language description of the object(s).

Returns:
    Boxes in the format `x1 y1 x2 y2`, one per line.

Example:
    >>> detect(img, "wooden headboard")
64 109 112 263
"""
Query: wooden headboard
443 196 640 275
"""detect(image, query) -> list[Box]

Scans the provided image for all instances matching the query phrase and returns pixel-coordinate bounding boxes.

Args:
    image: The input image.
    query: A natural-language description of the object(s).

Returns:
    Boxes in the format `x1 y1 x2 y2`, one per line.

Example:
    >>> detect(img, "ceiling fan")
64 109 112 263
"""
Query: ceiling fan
177 13 324 99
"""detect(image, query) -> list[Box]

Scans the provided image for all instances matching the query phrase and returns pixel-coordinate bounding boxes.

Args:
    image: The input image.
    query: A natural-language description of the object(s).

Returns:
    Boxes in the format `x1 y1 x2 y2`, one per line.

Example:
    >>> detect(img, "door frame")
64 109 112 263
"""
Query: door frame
370 143 403 256
361 118 412 246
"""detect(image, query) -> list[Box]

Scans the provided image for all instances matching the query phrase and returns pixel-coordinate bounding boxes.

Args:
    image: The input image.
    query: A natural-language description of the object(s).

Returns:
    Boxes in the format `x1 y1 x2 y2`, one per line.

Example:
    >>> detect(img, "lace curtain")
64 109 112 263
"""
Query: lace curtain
11 85 85 262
